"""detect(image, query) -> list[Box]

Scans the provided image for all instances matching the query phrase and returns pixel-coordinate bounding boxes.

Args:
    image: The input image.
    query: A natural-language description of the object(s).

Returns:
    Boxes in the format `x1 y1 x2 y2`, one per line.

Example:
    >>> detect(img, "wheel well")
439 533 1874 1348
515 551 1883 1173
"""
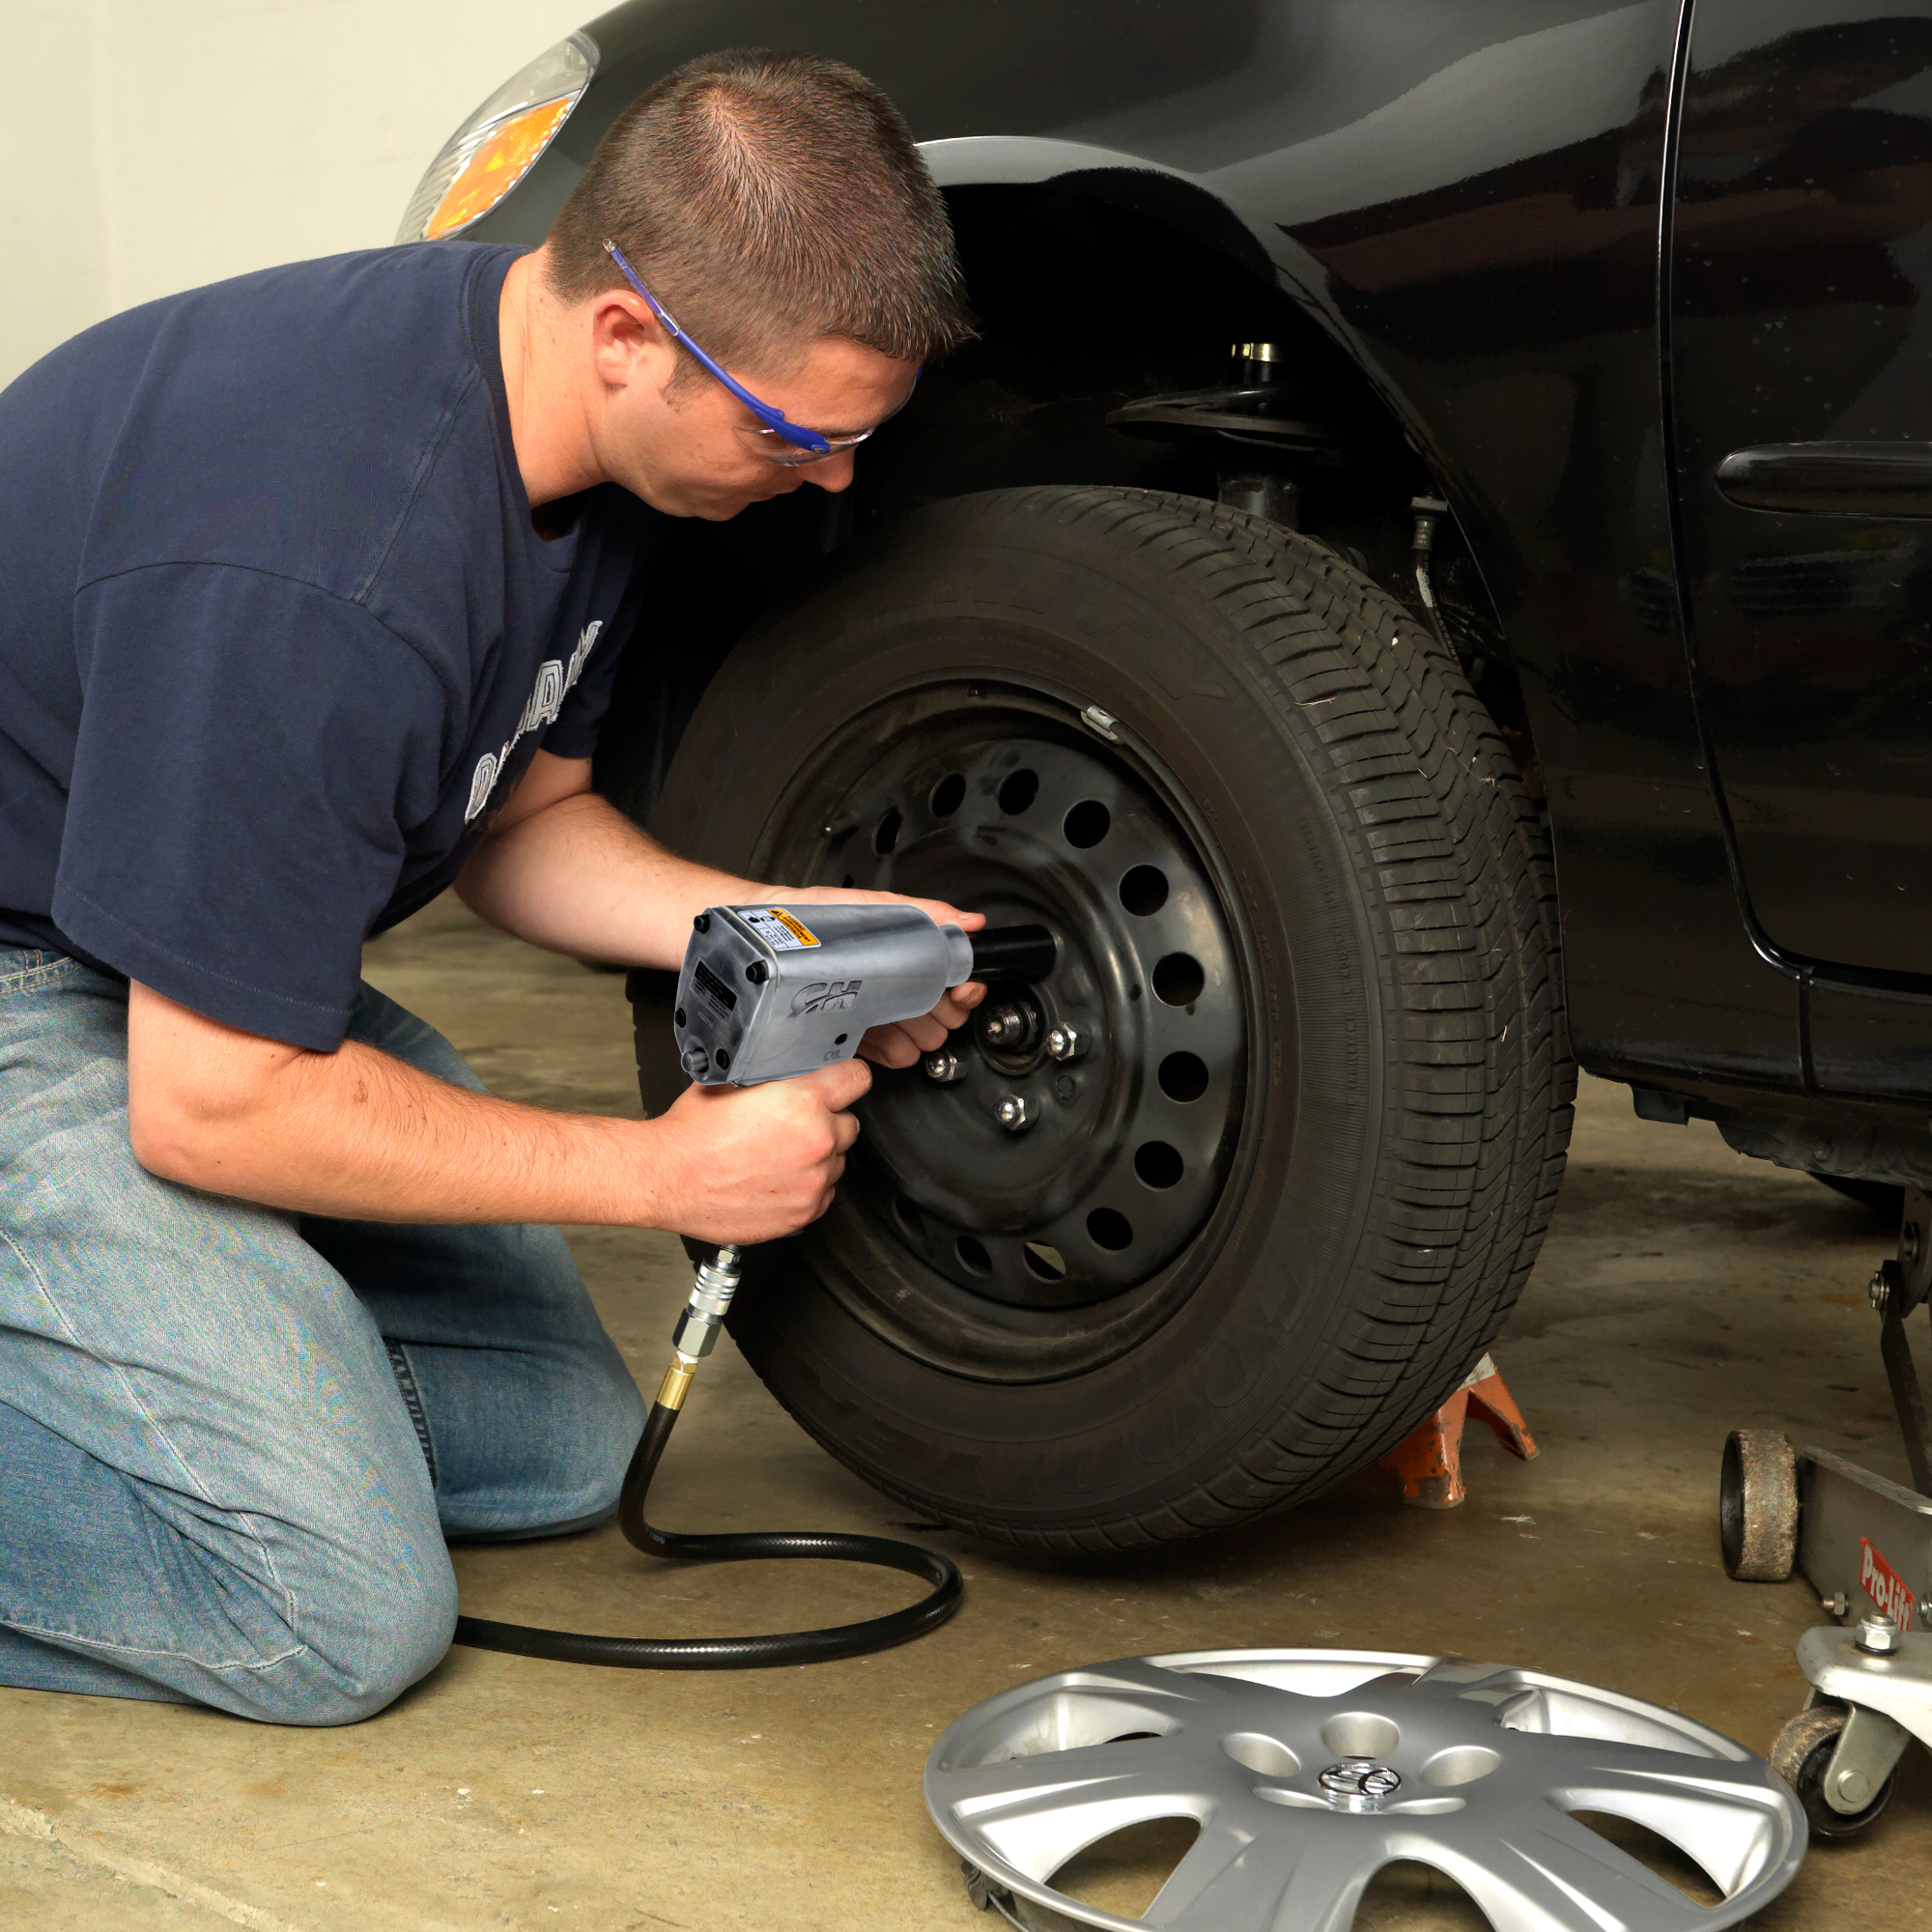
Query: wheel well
597 182 1536 825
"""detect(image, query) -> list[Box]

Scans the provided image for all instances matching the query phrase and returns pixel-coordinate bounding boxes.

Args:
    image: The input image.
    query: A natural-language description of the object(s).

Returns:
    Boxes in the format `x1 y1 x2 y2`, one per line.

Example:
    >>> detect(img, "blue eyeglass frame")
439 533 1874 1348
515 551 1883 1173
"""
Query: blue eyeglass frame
602 239 838 457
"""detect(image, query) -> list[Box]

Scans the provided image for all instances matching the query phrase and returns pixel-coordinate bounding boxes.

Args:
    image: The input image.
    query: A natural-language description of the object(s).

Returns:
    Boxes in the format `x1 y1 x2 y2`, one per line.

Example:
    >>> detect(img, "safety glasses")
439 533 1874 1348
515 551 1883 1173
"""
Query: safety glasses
602 240 908 466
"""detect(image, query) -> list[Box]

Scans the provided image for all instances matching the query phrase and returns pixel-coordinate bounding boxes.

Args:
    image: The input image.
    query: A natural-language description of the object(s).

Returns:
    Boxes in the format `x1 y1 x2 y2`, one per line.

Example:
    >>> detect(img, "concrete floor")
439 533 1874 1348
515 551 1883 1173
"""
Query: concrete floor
5 894 1930 1930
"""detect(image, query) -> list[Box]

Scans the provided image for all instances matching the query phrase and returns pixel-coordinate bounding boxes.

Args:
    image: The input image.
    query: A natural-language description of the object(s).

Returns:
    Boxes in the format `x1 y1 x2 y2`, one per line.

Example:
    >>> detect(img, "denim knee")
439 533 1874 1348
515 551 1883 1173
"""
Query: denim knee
246 1559 459 1727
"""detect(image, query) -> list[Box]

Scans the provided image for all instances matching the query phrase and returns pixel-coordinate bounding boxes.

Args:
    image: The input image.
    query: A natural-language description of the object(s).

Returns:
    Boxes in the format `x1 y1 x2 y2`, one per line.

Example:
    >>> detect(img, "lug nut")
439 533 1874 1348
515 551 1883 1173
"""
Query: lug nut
1855 1613 1903 1655
996 1093 1032 1132
1046 1023 1084 1063
923 1052 964 1084
983 1005 1028 1049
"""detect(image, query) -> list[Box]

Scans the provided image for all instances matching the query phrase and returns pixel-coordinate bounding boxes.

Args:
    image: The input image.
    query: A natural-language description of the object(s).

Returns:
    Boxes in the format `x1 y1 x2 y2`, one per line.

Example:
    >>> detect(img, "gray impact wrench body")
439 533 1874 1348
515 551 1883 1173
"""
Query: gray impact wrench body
673 903 1055 1087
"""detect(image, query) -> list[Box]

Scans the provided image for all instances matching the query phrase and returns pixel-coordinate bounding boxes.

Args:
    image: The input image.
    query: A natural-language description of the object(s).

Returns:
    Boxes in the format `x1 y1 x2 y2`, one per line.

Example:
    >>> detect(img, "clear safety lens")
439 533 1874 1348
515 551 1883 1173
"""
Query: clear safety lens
395 34 596 245
733 424 874 468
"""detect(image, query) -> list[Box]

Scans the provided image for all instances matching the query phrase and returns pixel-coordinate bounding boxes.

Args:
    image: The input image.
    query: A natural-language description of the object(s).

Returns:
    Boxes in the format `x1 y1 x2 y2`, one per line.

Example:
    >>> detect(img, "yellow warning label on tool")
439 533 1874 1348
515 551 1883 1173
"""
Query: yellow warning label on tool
745 906 820 951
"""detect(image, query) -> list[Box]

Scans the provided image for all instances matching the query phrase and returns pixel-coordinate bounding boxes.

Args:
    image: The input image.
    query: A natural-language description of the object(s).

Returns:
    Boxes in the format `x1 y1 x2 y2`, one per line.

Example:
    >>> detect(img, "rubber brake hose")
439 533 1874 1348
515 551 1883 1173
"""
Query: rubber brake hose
452 1244 963 1669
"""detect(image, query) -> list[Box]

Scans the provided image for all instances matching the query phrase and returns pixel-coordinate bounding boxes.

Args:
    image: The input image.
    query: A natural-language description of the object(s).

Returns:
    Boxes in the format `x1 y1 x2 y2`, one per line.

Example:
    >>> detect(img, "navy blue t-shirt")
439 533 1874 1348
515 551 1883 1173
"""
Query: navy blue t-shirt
0 243 662 1050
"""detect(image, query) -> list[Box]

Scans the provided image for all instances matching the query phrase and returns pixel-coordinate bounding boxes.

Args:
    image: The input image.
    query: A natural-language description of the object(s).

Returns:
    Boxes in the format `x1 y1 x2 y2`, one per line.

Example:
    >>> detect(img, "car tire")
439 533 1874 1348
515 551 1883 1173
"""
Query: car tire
631 486 1574 1550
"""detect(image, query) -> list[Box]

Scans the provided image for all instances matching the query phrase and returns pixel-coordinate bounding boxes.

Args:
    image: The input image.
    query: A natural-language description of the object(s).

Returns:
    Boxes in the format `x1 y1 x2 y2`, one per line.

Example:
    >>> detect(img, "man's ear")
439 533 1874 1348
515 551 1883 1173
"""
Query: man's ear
588 291 669 393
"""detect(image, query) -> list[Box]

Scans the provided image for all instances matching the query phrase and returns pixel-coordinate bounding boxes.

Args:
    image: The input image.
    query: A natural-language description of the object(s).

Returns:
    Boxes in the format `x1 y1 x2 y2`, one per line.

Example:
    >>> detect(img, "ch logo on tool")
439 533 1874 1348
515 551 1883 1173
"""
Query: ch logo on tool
789 979 864 1017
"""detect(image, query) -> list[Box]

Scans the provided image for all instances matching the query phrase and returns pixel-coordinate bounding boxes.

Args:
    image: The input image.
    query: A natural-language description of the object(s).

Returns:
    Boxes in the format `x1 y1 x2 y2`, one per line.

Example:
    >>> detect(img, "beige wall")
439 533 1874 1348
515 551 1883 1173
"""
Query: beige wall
1 0 594 387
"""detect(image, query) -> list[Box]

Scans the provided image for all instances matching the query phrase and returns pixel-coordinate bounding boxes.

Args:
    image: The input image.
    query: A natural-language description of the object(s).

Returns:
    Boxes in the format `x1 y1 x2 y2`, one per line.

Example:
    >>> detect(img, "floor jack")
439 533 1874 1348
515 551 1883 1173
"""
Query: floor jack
1721 1185 1932 1838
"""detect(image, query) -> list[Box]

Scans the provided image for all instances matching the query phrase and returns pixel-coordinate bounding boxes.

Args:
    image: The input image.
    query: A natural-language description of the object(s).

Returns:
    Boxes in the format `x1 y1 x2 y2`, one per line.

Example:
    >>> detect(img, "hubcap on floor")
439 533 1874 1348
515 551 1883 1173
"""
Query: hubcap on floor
925 1650 1806 1932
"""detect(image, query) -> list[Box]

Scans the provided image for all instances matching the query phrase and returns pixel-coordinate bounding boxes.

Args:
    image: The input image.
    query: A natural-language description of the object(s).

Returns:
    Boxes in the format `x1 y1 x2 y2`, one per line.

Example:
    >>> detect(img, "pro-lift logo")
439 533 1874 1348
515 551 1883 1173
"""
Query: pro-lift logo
1860 1538 1917 1629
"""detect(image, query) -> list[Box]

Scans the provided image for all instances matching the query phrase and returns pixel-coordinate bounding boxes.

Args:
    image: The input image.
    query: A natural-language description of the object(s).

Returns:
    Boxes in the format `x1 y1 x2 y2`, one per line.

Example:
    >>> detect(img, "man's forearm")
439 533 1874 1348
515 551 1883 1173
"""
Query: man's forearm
126 981 864 1240
457 788 761 968
128 989 654 1223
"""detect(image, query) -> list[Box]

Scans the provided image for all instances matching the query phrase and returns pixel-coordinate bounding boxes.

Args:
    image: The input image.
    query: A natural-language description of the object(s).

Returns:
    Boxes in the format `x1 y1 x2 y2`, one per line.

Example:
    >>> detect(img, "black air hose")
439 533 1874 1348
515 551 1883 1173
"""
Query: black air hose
453 1250 962 1670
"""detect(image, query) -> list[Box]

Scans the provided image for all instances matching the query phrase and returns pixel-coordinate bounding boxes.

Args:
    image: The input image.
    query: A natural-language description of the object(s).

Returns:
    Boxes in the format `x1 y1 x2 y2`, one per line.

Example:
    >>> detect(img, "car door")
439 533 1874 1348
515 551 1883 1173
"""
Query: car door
1669 2 1932 996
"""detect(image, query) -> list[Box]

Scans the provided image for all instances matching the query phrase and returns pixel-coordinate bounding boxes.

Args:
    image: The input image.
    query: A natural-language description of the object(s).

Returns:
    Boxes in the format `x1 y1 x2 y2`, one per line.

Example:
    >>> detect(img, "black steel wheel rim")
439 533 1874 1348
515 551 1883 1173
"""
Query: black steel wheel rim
756 678 1263 1382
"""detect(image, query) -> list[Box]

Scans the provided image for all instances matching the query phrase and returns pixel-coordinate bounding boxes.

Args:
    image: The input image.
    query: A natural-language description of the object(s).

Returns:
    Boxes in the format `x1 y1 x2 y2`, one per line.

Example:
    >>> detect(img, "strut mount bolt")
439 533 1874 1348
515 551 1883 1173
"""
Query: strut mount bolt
996 1094 1032 1132
924 1052 964 1085
1870 1263 1896 1315
1046 1023 1084 1063
1856 1613 1903 1655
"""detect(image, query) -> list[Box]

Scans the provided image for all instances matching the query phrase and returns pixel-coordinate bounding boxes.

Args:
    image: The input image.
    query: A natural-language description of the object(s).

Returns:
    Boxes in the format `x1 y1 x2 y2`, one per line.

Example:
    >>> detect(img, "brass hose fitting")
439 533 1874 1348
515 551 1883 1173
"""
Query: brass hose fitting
653 1243 743 1411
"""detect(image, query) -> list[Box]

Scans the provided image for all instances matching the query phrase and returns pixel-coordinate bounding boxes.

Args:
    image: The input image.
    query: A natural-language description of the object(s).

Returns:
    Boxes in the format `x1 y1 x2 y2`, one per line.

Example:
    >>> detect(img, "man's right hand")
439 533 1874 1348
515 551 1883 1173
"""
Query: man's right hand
641 1060 871 1245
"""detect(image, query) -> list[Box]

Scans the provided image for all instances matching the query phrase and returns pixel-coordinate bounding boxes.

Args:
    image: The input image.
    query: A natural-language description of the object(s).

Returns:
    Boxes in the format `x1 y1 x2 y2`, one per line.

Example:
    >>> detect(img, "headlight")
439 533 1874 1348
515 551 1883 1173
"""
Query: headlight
396 33 597 244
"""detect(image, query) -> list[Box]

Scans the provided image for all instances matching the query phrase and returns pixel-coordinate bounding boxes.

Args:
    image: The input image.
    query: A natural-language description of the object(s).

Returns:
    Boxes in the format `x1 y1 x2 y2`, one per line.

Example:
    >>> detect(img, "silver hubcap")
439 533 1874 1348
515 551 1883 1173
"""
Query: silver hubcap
924 1649 1805 1932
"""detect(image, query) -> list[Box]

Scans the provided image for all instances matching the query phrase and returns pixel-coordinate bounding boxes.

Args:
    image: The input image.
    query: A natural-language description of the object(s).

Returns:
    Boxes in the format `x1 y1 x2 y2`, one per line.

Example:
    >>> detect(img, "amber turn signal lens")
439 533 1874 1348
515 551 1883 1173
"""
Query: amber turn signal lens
427 97 573 240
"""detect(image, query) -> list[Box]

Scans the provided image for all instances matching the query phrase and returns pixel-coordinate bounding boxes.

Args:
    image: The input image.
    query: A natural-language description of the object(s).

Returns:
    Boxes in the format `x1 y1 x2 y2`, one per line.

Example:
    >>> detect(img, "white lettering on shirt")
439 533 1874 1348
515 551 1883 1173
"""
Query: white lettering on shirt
464 620 605 825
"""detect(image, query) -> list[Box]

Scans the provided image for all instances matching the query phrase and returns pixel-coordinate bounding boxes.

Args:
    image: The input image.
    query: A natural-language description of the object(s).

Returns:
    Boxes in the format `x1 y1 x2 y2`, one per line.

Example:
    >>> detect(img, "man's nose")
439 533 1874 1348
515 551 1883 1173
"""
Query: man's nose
805 451 859 495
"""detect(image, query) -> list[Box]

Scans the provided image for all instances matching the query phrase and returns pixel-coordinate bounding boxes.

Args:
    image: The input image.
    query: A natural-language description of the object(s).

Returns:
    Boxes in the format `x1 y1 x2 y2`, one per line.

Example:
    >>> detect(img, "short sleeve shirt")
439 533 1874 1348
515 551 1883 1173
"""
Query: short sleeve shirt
0 242 663 1048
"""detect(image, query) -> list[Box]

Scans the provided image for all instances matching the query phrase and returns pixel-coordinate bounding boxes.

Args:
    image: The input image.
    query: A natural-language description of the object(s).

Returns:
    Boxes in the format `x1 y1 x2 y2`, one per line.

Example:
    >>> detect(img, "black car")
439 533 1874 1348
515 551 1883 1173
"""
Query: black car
394 1 1932 1551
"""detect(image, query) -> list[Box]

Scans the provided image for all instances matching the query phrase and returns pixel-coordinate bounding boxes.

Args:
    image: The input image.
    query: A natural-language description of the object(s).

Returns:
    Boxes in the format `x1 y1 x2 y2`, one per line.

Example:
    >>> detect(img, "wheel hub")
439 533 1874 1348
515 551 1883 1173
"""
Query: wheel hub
975 992 1047 1072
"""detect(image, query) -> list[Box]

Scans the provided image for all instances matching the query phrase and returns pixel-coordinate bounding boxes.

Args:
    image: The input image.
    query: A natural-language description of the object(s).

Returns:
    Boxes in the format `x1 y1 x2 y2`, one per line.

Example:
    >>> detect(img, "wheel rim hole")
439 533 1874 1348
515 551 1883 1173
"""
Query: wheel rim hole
1120 865 1169 915
1064 799 1111 848
1152 952 1204 1005
1087 1208 1133 1251
1158 1052 1208 1102
1135 1142 1184 1189
955 1235 992 1276
997 769 1039 815
928 772 966 816
1223 1733 1300 1778
894 1196 925 1241
1321 1713 1401 1759
1023 1242 1067 1281
1420 1746 1499 1788
873 807 903 855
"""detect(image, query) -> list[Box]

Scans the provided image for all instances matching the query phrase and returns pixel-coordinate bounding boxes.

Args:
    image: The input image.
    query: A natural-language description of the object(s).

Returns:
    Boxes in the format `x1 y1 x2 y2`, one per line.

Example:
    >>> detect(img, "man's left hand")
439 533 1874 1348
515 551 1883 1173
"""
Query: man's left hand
777 884 986 1069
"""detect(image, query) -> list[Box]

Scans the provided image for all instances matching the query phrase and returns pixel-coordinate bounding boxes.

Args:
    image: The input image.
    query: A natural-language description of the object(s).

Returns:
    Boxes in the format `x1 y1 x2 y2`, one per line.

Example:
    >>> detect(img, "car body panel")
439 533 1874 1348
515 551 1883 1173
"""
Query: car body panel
464 1 1932 1152
1667 2 1932 1102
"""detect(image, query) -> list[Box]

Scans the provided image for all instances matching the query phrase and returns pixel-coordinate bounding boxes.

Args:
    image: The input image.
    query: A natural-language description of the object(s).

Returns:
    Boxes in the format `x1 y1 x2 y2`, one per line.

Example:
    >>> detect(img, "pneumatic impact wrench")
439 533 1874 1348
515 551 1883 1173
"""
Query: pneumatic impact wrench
453 904 1055 1670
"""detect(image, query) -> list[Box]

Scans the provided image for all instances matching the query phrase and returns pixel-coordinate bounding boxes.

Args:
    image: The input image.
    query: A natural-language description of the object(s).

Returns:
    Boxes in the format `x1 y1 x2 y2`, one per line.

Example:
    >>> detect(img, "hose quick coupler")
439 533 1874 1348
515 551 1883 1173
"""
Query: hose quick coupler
655 1244 743 1411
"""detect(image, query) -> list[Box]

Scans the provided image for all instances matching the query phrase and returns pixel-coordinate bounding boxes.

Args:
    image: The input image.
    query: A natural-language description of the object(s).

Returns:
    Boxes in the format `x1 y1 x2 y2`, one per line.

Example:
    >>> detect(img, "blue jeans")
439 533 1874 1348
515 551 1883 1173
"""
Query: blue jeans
0 951 645 1724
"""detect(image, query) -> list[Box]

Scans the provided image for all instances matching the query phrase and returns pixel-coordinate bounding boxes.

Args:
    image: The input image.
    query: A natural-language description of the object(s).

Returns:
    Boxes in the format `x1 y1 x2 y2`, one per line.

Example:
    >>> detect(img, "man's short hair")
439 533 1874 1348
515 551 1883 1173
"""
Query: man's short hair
545 49 974 379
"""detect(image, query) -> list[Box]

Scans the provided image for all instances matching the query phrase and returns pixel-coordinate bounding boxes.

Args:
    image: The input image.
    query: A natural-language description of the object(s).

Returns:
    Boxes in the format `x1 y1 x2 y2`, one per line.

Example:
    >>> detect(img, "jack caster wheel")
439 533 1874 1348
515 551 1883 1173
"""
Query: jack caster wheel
1770 1705 1897 1840
1719 1430 1798 1580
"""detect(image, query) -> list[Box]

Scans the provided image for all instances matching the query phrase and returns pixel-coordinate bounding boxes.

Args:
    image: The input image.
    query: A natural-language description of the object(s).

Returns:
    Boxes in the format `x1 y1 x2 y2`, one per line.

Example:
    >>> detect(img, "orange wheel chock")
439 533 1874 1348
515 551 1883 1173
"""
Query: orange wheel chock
1378 1353 1539 1509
